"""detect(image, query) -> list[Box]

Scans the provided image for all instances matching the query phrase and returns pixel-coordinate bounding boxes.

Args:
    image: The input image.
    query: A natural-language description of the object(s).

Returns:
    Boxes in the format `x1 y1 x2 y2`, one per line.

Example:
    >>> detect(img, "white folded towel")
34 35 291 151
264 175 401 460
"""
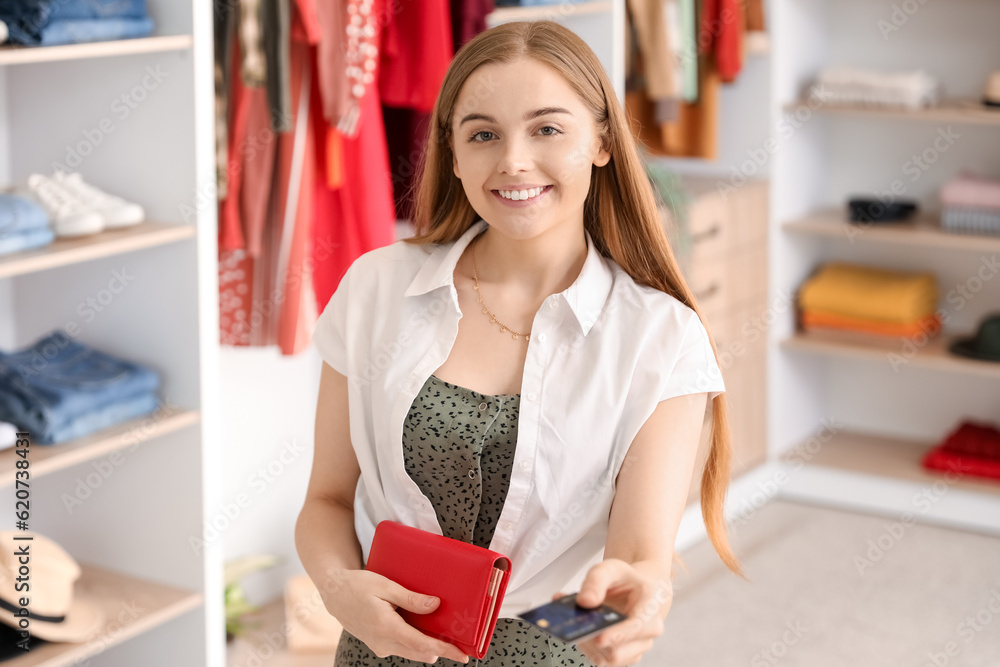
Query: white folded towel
809 66 941 109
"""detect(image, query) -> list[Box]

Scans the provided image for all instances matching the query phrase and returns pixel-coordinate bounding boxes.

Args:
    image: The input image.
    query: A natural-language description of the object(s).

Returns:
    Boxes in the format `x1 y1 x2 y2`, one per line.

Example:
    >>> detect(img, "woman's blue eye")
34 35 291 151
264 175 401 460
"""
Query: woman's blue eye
468 126 562 143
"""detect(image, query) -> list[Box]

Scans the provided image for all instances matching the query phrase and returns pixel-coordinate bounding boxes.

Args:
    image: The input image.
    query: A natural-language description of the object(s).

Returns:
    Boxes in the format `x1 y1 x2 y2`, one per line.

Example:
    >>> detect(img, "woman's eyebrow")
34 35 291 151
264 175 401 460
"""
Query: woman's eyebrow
458 107 573 127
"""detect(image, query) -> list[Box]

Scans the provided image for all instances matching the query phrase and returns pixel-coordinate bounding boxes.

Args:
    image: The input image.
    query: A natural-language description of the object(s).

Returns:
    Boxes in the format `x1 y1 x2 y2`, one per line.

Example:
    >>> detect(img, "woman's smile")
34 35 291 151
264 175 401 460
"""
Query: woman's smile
491 184 554 207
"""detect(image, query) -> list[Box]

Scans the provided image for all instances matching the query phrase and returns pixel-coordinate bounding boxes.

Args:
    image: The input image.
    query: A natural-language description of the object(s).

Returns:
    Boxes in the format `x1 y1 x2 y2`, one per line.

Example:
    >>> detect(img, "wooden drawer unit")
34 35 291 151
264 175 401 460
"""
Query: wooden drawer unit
673 179 770 503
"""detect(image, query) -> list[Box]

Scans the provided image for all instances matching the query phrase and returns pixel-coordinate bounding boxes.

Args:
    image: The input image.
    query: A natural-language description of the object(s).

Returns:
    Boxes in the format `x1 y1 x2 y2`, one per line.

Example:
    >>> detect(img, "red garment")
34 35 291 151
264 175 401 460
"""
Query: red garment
699 0 743 83
220 8 319 354
311 53 396 311
239 86 277 258
378 0 453 110
310 0 396 312
219 34 248 252
450 0 494 53
922 420 1000 483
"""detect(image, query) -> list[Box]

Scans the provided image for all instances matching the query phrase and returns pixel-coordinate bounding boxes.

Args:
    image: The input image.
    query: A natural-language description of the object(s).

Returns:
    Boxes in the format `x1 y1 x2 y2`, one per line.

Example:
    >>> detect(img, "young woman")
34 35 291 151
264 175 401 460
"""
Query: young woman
296 19 744 667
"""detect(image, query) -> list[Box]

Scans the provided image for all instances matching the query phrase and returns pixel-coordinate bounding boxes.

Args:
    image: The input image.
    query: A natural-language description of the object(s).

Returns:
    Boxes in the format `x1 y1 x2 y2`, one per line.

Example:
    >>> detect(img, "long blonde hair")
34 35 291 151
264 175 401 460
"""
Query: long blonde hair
402 20 744 579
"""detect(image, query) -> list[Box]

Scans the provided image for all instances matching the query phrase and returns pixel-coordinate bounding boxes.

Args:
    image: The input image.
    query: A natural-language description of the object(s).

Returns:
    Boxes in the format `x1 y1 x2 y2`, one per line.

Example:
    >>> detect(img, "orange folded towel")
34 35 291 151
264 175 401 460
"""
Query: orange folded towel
802 309 942 338
799 262 938 324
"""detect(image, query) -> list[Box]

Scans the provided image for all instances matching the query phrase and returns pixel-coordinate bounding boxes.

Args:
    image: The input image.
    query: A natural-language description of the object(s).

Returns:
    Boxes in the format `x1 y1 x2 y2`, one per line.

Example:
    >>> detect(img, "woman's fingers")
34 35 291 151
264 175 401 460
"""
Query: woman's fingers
380 607 470 663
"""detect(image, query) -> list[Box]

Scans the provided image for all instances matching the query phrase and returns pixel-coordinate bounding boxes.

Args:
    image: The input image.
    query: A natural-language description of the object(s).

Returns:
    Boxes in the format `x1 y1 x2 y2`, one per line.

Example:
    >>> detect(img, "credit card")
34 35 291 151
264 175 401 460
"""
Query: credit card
518 592 628 644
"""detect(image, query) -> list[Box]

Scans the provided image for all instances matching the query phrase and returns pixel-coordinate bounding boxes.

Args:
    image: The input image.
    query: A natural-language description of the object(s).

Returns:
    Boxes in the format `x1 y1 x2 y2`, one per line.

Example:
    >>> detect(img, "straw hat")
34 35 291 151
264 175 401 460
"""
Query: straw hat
0 532 104 642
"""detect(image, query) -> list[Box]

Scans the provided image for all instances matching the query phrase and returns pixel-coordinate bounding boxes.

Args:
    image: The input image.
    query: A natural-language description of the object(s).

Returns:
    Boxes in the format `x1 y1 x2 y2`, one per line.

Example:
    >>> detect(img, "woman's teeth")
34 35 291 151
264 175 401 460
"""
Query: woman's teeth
498 186 546 201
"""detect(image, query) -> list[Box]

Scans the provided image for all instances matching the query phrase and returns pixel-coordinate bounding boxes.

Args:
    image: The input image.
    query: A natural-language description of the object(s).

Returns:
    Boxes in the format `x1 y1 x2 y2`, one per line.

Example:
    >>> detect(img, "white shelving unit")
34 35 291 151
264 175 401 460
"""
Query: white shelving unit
768 0 1000 533
0 2 222 665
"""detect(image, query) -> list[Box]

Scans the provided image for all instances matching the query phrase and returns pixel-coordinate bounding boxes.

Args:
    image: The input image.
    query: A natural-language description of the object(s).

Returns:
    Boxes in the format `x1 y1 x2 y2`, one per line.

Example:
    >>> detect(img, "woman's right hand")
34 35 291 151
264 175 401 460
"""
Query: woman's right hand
324 569 471 664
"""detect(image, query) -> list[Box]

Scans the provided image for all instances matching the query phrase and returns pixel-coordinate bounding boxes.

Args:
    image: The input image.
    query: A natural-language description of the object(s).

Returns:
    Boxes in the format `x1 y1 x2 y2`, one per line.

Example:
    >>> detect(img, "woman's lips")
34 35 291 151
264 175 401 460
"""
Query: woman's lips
492 185 553 208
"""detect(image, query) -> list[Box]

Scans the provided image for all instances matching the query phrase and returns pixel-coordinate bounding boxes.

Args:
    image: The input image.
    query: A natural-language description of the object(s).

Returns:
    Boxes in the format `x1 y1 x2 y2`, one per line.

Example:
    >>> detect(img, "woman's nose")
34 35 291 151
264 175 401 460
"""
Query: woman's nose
496 136 534 173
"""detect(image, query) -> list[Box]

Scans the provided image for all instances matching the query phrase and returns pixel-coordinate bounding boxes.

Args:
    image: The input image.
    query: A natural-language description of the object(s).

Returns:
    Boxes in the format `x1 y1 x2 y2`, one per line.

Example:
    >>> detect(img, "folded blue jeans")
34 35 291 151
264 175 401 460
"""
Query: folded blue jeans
44 390 159 444
0 0 55 45
0 331 160 444
0 194 50 235
0 227 55 257
48 0 148 20
40 17 154 45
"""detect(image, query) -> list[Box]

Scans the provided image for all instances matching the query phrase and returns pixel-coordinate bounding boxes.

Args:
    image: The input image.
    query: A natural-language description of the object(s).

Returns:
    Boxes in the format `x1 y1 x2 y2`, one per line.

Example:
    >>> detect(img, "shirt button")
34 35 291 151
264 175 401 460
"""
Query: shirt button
548 301 558 310
478 401 488 411
520 460 531 470
504 522 514 531
537 333 547 343
527 392 537 401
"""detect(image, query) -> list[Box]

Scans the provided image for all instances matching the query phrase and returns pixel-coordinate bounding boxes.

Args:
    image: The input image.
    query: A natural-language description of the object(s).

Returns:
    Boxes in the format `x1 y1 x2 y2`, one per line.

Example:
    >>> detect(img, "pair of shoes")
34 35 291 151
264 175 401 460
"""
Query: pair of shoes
27 172 145 238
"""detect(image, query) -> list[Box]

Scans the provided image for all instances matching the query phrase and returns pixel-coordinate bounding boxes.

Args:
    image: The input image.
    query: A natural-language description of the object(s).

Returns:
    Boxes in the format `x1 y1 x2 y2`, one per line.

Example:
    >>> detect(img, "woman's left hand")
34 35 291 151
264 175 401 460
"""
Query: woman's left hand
552 558 674 667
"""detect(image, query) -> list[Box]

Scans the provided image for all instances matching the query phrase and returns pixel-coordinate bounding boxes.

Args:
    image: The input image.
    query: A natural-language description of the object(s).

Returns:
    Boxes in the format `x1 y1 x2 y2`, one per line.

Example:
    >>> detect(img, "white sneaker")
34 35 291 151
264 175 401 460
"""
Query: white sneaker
52 171 145 228
27 174 104 238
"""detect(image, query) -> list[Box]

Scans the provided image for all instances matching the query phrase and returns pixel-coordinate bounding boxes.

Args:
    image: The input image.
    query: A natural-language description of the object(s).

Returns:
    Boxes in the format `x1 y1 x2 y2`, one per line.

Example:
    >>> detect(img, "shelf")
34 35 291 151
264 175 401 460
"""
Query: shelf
783 99 1000 127
8 563 201 666
780 430 1000 499
0 408 200 489
0 221 195 279
783 208 1000 253
227 598 338 667
781 330 1000 380
0 35 193 66
487 0 611 23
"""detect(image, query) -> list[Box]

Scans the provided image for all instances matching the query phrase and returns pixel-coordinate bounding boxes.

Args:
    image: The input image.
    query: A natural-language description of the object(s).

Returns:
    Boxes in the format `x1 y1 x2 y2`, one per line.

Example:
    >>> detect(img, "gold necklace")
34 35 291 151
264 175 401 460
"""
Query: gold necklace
471 237 531 341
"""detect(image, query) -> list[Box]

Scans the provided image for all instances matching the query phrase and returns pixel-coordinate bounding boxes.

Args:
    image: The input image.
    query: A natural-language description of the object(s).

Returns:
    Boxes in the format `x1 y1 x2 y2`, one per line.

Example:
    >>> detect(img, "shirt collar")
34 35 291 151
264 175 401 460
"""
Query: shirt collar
404 218 614 336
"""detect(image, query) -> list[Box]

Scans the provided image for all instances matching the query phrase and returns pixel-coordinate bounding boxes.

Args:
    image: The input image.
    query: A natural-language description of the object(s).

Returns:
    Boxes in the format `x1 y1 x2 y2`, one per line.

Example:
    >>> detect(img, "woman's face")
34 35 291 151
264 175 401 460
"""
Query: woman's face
450 56 611 241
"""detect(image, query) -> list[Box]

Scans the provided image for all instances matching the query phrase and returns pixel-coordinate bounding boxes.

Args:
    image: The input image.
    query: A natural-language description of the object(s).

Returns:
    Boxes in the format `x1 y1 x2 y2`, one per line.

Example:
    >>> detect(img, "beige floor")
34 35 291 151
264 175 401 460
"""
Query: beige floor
639 500 1000 666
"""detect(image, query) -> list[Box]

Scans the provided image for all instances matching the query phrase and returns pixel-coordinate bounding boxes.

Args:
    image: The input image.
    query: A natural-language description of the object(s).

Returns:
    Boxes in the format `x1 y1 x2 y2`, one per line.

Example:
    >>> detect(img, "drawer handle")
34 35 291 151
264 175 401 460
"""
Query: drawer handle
696 283 720 300
691 223 721 244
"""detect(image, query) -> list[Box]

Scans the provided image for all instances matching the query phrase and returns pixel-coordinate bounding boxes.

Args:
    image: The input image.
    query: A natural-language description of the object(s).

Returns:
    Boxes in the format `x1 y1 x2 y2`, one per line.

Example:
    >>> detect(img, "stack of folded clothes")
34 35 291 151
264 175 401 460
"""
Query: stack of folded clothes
798 262 940 338
0 331 160 445
940 171 1000 237
923 420 1000 482
0 0 154 48
807 66 941 110
0 193 55 256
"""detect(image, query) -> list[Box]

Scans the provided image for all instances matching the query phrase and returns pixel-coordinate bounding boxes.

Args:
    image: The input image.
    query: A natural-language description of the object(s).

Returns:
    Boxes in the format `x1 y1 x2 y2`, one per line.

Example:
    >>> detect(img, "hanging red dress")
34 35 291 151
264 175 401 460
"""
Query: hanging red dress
310 0 397 313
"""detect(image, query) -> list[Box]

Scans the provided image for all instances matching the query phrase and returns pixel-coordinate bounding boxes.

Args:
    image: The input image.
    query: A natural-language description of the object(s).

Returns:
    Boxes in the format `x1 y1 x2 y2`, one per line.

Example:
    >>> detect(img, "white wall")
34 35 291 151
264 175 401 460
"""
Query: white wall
219 344 322 604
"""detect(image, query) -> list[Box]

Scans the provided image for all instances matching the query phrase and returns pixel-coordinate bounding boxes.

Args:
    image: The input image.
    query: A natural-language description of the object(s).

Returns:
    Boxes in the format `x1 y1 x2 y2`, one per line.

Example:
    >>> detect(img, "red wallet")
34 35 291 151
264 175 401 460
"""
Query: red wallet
365 520 512 660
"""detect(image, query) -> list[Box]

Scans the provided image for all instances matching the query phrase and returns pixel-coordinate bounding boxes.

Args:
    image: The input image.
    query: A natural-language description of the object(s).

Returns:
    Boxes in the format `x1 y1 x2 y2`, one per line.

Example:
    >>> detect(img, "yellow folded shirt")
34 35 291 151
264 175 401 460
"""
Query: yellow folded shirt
799 262 938 325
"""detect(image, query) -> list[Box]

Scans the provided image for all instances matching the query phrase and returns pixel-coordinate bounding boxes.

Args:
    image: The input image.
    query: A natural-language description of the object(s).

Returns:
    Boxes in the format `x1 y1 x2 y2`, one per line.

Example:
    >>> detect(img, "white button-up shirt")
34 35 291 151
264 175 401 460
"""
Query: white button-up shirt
312 218 724 618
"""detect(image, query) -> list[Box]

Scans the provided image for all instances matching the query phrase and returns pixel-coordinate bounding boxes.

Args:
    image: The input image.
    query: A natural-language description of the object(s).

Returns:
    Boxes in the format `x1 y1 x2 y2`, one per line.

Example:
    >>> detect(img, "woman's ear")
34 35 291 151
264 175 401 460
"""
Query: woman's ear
593 143 611 168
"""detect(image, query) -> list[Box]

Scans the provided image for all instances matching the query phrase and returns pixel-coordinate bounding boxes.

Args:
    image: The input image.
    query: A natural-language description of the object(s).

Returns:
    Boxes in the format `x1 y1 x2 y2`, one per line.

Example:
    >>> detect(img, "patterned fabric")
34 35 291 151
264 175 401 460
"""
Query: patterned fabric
334 374 596 667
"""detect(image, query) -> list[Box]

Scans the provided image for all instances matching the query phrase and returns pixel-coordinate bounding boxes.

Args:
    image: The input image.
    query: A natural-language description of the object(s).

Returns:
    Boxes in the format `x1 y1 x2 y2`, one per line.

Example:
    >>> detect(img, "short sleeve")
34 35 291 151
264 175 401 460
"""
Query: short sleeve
312 263 354 376
658 310 726 403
